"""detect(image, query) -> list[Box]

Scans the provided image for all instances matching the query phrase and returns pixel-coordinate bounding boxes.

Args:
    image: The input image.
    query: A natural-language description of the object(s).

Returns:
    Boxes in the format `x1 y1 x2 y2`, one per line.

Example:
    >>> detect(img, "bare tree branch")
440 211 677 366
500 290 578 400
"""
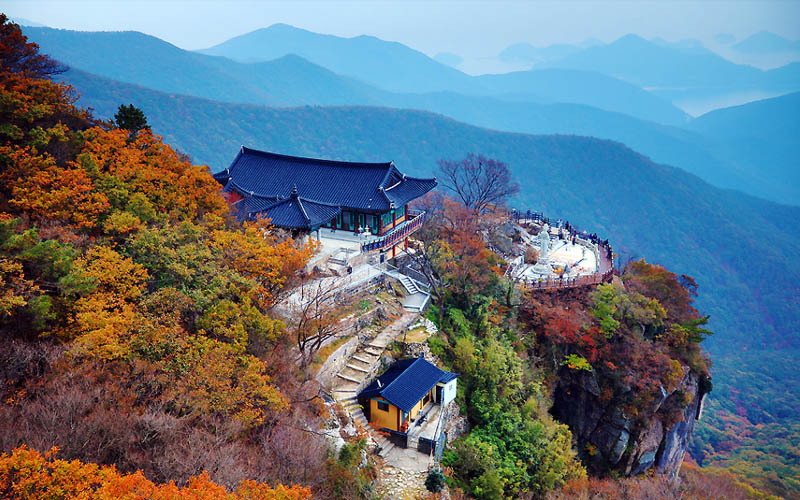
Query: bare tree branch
436 153 519 214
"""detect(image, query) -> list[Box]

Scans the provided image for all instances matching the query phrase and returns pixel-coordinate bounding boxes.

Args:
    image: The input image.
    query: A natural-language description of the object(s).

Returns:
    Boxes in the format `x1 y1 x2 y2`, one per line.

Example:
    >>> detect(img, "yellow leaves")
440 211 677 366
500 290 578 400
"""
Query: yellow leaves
76 127 228 222
79 246 148 300
210 220 314 309
663 359 686 393
0 258 35 316
168 338 289 428
103 210 143 236
0 446 312 499
68 247 147 358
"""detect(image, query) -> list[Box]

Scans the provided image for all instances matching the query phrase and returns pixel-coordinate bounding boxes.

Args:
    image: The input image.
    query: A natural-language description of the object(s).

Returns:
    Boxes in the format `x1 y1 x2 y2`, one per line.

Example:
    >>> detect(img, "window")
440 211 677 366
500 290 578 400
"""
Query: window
396 205 406 219
381 212 393 227
377 401 390 412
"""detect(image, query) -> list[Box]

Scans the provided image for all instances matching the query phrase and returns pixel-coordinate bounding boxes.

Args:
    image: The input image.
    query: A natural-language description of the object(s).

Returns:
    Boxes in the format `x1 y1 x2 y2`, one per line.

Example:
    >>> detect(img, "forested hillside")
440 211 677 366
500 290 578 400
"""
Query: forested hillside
686 92 800 205
0 19 375 498
57 66 800 498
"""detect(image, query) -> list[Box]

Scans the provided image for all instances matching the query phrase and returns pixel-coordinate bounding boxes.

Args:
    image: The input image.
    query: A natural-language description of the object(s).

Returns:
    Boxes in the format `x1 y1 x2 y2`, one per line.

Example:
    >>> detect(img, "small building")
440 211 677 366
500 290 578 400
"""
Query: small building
213 147 437 257
358 357 457 432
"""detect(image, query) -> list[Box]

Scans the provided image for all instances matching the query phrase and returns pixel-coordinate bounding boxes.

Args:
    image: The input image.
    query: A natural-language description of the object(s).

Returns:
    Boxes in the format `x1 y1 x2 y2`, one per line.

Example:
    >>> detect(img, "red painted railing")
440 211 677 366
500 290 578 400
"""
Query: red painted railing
361 211 425 253
521 269 614 291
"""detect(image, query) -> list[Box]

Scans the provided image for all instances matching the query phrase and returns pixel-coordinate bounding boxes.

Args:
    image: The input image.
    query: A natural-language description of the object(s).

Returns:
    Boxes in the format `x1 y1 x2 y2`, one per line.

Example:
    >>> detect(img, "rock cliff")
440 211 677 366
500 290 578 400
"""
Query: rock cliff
552 365 705 477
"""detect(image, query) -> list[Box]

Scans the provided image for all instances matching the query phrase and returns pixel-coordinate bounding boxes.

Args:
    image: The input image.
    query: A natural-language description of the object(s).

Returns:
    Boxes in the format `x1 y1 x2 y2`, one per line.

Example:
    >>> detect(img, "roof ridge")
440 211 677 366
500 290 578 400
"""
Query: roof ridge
295 196 342 208
241 146 392 169
295 198 311 223
378 163 398 189
380 357 429 397
402 174 438 182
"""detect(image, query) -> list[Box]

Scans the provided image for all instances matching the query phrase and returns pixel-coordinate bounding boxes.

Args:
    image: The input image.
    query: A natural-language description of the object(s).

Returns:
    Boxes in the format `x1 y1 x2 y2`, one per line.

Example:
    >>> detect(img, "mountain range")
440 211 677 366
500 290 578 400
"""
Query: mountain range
23 25 800 206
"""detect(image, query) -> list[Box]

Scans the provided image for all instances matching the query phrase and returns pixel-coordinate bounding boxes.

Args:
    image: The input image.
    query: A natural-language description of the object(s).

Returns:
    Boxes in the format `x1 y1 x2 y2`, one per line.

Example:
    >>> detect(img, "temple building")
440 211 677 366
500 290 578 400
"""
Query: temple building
358 357 458 433
214 147 437 257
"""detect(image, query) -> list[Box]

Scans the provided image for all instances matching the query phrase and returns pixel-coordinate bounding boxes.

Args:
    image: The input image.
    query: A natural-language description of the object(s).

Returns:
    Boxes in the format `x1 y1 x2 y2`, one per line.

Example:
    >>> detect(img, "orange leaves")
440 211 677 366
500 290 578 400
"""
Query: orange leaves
210 220 314 309
0 446 312 500
7 148 110 229
76 127 228 223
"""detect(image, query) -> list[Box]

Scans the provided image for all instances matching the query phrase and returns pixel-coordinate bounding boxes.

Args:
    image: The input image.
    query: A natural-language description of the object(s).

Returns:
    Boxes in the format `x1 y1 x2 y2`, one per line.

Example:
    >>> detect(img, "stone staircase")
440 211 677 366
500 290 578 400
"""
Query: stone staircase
381 267 431 312
331 313 418 458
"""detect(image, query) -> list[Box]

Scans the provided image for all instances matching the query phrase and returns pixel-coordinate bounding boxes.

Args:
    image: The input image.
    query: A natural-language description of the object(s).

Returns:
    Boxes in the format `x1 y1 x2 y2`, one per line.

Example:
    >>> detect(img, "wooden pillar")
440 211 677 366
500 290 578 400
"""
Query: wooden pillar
353 211 359 234
404 237 408 250
392 244 396 259
378 214 383 234
392 210 396 229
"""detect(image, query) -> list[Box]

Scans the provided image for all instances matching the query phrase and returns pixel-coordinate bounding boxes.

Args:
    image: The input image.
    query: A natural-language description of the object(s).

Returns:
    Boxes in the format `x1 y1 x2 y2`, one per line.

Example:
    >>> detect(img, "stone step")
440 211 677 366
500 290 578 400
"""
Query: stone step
340 394 360 402
346 363 369 373
378 441 395 458
336 373 360 384
363 348 382 356
352 355 373 364
367 342 385 349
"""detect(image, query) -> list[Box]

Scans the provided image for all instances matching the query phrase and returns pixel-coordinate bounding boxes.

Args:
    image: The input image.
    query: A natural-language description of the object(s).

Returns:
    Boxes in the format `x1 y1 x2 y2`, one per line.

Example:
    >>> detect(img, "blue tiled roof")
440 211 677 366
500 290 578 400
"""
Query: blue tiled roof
359 357 458 413
215 147 437 221
238 190 342 229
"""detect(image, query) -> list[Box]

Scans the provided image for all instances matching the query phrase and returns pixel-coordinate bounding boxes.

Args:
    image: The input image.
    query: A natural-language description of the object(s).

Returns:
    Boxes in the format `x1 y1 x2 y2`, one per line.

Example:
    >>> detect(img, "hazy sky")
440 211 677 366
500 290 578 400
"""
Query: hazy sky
7 0 800 57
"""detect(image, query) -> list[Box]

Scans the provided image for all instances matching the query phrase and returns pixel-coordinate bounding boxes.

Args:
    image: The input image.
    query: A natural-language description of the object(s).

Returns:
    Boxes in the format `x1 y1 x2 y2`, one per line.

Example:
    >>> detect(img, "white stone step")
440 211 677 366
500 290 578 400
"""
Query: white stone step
336 373 361 384
352 355 372 364
378 441 395 457
346 363 369 373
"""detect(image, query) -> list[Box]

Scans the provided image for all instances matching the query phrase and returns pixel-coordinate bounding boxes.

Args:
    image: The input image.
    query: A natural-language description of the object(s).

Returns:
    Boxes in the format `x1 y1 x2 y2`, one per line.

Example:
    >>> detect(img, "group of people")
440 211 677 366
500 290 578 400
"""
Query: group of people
510 208 614 265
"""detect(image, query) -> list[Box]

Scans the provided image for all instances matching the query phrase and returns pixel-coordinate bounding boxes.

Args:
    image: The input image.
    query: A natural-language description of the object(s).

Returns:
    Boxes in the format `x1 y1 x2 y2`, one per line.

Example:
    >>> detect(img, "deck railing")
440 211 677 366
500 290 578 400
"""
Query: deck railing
506 207 615 291
360 210 426 253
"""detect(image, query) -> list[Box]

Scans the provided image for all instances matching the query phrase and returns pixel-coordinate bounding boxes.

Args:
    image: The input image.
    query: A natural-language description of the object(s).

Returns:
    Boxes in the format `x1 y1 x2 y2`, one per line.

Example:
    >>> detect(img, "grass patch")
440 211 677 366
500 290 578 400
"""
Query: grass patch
403 325 430 343
309 336 350 375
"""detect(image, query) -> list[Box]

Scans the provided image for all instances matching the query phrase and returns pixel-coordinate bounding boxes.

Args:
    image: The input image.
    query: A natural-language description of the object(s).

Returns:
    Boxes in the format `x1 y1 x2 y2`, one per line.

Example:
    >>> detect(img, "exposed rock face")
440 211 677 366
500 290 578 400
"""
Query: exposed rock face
552 366 704 477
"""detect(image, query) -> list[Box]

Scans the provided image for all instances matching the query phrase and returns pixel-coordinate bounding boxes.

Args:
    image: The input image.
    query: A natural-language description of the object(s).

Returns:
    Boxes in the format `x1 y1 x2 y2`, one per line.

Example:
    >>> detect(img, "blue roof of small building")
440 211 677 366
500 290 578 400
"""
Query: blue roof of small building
214 147 437 222
359 357 458 413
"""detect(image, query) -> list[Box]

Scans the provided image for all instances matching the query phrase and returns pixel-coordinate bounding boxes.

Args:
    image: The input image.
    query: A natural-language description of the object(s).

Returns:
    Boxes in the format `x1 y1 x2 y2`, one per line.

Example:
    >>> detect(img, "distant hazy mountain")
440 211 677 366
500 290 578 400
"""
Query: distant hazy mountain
30 25 794 203
687 92 800 204
649 37 711 55
198 23 481 94
23 27 386 107
542 34 763 86
541 34 800 102
433 52 463 68
733 31 800 54
60 68 800 365
195 24 687 124
474 68 689 124
9 17 46 27
25 25 688 126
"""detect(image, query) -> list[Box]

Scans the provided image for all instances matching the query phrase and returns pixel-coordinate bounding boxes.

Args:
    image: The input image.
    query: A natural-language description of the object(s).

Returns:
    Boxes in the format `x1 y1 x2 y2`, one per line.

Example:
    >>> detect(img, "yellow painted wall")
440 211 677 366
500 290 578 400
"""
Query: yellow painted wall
381 214 407 234
370 397 399 431
408 389 434 421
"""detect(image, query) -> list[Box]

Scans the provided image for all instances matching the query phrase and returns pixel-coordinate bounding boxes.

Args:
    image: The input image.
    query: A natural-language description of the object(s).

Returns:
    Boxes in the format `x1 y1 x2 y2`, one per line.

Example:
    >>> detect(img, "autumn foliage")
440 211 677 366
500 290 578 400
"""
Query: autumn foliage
0 446 312 500
0 17 362 498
